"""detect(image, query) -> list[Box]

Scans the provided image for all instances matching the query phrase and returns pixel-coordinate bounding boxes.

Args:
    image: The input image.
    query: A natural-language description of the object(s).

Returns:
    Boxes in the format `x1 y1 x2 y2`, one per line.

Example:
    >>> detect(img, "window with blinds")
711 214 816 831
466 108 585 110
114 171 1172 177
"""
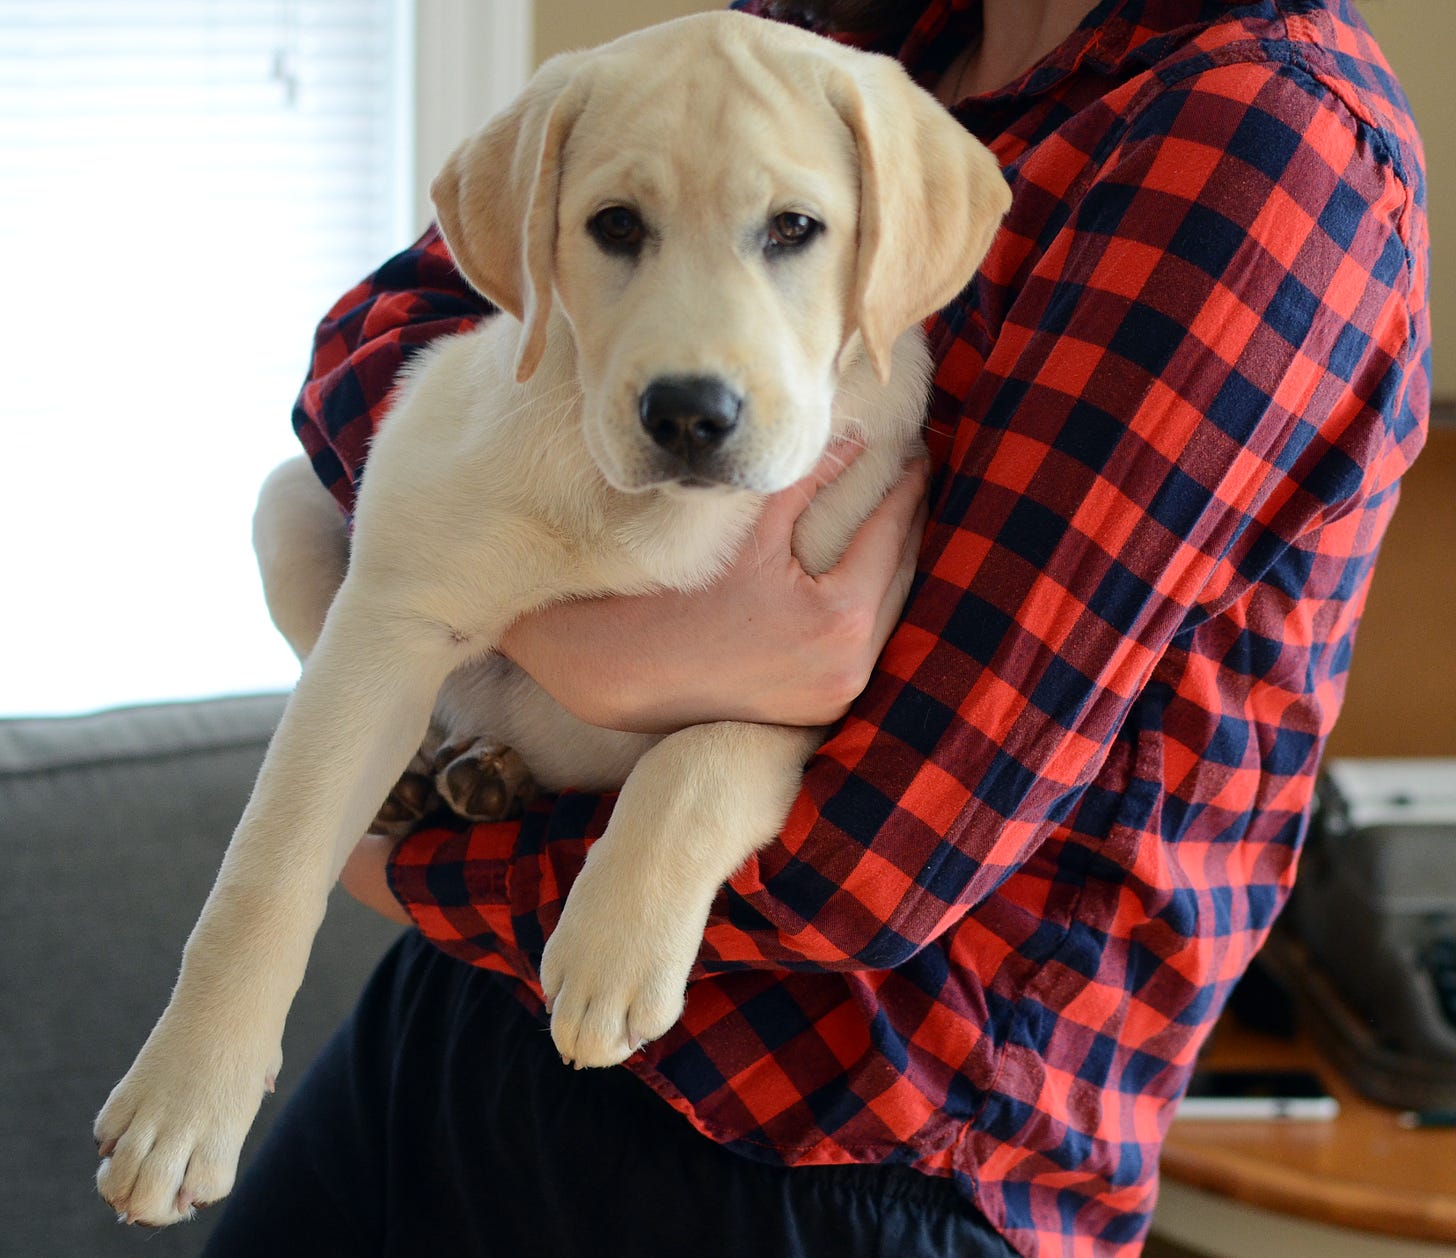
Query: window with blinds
0 0 412 715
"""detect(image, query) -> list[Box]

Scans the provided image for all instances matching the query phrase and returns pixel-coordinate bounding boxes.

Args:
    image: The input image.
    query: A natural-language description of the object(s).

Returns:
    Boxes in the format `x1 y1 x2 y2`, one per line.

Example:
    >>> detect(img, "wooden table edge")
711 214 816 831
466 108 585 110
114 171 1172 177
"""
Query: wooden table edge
1161 1133 1456 1243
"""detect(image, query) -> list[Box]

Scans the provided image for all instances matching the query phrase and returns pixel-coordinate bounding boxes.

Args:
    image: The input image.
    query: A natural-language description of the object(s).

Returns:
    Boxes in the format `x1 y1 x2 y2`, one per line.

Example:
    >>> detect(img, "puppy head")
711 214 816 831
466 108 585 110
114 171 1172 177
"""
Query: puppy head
431 12 1010 494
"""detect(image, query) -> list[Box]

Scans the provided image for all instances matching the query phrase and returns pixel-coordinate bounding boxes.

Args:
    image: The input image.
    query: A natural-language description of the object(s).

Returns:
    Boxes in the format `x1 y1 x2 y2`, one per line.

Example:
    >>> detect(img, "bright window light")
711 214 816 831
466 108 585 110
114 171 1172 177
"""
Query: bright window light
1 0 412 716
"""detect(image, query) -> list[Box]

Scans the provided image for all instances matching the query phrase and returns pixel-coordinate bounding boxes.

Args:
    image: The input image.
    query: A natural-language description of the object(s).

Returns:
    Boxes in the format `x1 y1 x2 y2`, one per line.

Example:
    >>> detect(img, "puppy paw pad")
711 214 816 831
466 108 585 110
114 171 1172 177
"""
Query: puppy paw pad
435 740 536 821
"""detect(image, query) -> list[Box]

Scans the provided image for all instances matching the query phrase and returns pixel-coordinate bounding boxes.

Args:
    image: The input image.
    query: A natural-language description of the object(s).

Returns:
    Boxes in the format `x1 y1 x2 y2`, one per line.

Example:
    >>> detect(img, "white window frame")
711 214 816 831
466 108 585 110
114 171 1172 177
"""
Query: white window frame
0 1 535 718
405 0 534 237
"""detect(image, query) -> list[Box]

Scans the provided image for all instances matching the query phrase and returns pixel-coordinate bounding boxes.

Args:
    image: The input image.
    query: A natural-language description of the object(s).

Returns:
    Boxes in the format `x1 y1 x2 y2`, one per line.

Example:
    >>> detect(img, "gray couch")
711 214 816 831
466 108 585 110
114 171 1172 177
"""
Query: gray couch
1 693 403 1256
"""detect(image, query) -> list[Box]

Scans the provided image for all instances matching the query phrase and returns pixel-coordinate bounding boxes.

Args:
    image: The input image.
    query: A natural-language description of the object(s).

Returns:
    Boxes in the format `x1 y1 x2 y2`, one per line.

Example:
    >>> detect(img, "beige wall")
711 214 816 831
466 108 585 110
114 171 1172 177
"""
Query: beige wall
1326 424 1456 757
534 1 1452 399
1354 2 1453 399
534 0 715 64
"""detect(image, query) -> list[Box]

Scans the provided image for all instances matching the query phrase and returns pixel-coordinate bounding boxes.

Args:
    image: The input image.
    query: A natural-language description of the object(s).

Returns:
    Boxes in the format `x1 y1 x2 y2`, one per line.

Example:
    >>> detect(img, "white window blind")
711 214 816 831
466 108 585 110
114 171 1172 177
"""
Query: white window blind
0 0 411 715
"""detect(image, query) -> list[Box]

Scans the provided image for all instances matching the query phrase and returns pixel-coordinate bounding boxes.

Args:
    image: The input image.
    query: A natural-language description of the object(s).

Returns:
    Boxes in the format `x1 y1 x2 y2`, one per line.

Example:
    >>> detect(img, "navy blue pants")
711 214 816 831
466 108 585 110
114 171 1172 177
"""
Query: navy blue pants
203 932 1015 1257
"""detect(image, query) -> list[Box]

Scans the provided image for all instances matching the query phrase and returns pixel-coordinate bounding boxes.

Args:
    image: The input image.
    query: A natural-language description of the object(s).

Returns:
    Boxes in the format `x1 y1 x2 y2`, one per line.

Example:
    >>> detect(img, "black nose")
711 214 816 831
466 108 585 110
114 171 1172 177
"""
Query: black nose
639 375 742 456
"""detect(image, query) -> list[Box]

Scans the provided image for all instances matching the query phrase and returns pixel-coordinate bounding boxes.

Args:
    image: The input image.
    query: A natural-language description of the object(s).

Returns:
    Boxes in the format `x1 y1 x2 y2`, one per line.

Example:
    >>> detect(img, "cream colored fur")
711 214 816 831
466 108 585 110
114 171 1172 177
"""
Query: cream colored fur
95 11 1009 1227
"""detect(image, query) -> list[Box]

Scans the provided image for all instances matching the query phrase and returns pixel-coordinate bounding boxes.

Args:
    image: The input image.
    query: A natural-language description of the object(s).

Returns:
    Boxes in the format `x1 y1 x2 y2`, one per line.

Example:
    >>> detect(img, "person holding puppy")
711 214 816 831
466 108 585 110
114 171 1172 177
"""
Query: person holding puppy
204 1 1429 1254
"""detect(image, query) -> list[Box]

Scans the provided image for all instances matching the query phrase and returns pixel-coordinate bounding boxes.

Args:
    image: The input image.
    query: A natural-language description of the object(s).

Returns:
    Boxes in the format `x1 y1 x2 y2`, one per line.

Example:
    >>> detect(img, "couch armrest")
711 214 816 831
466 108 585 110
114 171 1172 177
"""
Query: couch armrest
0 694 403 1255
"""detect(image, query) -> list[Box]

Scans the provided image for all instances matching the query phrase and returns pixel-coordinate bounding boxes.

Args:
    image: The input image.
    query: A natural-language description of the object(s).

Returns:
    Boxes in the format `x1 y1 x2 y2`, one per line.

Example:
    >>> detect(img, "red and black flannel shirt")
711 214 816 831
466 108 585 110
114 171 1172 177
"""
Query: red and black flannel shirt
293 1 1429 1252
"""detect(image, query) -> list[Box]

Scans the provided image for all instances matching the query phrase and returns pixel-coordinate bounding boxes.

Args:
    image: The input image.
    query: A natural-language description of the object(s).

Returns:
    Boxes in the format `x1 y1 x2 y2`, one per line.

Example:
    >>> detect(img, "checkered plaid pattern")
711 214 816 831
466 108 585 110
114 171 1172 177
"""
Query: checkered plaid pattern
292 2 1429 1252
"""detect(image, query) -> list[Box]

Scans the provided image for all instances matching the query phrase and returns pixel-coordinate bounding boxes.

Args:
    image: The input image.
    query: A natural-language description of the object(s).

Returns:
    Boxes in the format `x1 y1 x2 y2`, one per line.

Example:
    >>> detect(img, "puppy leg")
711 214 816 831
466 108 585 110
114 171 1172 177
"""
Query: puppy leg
253 456 452 835
540 721 821 1067
95 590 473 1226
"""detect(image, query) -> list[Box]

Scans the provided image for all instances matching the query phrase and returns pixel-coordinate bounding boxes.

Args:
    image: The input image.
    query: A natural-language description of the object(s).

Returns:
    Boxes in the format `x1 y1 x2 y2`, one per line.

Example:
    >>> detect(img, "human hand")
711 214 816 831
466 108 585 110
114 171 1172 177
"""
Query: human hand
498 444 931 734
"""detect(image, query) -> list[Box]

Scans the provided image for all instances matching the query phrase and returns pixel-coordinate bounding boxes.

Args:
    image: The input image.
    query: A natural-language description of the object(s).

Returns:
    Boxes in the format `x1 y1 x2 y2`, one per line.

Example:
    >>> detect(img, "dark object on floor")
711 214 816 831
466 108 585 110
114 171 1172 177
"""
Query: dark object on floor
1277 758 1456 1110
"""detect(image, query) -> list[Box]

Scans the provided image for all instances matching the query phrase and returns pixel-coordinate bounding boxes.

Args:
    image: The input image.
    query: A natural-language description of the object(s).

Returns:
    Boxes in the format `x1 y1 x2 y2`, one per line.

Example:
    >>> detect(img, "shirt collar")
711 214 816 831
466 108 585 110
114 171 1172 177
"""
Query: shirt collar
896 0 1251 103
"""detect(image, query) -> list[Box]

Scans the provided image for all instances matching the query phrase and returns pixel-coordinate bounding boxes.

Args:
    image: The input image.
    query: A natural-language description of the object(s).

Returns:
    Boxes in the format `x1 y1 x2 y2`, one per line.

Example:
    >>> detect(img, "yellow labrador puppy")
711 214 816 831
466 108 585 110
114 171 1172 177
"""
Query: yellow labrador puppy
96 10 1009 1228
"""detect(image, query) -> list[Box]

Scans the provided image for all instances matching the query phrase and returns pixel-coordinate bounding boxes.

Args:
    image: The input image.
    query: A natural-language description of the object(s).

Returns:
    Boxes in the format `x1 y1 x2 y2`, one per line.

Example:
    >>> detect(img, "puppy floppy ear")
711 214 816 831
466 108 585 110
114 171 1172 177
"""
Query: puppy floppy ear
828 62 1011 382
430 54 589 382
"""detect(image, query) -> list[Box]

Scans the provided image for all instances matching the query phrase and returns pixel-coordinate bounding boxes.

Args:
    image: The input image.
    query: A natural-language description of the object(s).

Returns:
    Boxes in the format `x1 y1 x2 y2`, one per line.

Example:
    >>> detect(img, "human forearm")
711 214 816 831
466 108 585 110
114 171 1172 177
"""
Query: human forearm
498 451 930 733
338 834 412 925
341 452 928 930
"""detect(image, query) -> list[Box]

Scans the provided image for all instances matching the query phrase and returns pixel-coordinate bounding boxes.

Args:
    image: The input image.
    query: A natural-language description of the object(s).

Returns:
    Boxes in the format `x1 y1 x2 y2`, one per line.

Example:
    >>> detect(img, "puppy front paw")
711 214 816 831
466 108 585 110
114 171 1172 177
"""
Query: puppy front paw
539 860 704 1068
94 1017 278 1226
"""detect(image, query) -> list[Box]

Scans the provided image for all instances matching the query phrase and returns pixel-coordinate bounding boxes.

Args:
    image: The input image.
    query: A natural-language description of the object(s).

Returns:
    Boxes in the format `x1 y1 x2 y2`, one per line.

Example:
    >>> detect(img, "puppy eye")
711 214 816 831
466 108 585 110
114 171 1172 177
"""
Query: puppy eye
590 205 645 255
766 212 821 251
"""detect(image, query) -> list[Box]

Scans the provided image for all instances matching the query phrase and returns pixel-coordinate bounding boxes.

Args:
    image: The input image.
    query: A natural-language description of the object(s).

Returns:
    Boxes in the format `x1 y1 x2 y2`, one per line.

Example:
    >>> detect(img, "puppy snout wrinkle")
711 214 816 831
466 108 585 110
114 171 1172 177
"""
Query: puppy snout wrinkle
639 375 742 458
